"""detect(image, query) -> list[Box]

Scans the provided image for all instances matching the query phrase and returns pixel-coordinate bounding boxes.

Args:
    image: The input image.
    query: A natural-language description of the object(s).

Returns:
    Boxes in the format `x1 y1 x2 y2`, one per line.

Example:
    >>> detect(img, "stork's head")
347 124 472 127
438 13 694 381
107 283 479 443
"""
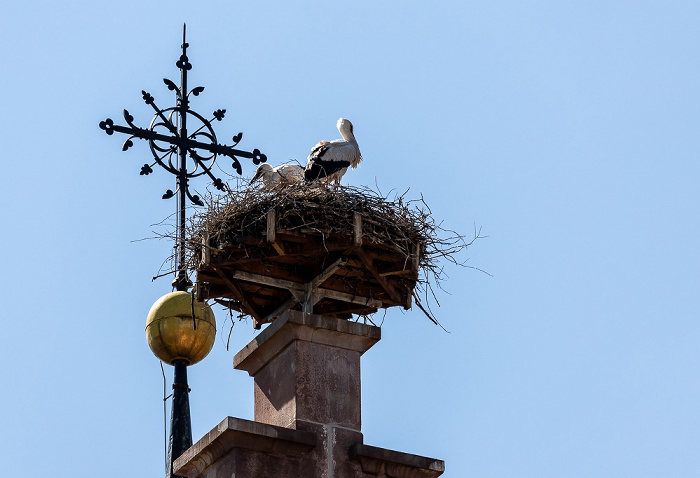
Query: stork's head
337 118 355 141
250 163 273 184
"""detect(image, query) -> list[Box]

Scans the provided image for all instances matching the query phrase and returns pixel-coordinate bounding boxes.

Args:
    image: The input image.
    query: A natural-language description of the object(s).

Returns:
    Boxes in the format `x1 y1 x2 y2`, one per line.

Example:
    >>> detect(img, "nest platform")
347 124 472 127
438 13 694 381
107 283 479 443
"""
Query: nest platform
190 185 425 328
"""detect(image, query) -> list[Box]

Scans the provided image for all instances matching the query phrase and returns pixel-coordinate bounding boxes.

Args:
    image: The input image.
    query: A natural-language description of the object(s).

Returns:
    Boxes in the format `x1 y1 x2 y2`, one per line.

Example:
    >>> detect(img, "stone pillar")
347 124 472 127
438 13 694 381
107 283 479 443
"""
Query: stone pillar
234 310 379 477
234 309 380 430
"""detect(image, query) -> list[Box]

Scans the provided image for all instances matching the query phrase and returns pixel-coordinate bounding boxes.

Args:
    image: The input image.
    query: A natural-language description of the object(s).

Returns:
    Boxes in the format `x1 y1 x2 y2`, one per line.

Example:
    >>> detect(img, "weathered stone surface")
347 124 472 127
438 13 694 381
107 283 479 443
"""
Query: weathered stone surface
294 339 362 428
295 421 364 478
350 443 445 478
235 310 381 374
235 310 380 430
173 417 315 478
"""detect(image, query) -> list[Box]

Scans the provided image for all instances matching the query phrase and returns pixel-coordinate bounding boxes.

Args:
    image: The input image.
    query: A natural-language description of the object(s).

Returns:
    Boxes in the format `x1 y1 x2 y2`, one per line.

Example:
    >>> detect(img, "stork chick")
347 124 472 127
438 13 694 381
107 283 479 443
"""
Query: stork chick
250 163 304 190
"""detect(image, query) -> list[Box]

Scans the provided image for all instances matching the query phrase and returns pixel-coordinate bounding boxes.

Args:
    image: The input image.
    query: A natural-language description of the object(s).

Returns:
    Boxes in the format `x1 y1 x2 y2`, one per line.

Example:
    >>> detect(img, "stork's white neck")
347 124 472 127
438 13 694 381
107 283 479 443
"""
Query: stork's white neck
337 119 356 142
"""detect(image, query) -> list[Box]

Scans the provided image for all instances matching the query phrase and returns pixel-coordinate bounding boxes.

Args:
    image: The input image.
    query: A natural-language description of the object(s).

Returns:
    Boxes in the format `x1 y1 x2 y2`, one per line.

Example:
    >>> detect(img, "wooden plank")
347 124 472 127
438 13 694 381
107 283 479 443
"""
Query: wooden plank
314 287 382 308
271 242 286 255
353 212 362 246
231 270 310 291
211 266 263 325
266 209 276 243
261 295 298 324
315 303 378 316
238 262 313 284
230 270 383 308
355 249 403 306
315 278 383 303
265 209 287 255
223 257 340 290
379 269 414 277
297 257 346 313
412 241 421 271
309 257 346 289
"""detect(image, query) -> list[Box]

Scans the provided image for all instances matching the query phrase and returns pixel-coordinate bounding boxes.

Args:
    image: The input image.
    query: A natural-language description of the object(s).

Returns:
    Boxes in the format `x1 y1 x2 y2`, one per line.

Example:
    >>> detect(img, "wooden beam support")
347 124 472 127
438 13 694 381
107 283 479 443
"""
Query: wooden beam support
379 269 415 277
355 249 403 306
265 209 286 255
412 241 421 271
261 295 298 324
353 212 362 246
271 242 286 255
295 256 347 313
230 270 383 309
309 257 346 289
212 266 263 326
266 209 275 243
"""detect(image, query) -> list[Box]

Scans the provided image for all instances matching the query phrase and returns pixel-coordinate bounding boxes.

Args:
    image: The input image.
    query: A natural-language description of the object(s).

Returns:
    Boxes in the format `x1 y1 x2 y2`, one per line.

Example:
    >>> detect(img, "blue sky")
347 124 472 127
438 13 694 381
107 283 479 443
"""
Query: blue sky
2 1 699 476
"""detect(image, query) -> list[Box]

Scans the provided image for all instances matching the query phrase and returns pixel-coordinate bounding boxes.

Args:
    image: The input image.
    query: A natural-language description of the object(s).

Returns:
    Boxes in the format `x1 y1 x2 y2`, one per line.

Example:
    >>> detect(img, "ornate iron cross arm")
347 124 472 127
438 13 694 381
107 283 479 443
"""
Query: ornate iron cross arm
99 109 266 198
99 24 266 291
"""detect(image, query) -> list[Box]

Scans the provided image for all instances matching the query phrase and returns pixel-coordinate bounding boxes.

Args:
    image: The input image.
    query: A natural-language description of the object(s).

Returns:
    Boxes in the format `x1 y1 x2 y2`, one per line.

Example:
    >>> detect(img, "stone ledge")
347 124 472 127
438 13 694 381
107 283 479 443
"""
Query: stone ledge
234 310 381 376
350 443 445 478
174 417 316 478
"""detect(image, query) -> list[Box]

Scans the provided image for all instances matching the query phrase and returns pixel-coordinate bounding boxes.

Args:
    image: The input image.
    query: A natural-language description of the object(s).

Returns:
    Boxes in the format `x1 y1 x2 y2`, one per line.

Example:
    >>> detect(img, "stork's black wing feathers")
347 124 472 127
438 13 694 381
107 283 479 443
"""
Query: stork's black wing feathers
305 157 351 181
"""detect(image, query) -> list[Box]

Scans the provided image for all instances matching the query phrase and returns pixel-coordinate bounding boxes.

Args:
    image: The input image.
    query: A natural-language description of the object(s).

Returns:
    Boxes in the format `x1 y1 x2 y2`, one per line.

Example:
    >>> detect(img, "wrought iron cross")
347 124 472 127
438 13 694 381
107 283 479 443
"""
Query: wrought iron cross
99 24 266 291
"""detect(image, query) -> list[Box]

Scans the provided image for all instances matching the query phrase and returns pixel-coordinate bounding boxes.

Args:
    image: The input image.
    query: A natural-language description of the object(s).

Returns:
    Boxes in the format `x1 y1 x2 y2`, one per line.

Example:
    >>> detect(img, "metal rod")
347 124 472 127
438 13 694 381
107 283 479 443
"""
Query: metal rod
167 359 192 478
168 26 193 478
173 24 191 292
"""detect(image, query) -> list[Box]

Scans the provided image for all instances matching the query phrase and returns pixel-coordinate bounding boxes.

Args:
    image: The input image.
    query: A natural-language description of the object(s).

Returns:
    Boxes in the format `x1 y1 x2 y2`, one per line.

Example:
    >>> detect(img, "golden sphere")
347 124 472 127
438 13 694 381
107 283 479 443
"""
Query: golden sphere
146 291 216 365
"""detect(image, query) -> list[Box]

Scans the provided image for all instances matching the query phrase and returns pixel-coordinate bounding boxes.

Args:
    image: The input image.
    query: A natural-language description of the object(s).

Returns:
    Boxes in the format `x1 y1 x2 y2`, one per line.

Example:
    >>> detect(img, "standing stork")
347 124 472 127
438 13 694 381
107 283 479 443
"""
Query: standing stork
305 118 362 185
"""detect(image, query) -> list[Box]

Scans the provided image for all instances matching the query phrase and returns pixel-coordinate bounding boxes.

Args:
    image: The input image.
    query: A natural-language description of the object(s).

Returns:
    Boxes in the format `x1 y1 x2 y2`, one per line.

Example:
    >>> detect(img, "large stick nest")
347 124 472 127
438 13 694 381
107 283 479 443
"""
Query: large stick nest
184 182 478 327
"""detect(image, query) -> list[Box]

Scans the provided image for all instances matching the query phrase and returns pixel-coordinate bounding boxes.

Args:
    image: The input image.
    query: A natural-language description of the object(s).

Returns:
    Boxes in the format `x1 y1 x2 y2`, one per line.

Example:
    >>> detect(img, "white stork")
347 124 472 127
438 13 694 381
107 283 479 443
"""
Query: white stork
305 118 362 185
250 163 304 190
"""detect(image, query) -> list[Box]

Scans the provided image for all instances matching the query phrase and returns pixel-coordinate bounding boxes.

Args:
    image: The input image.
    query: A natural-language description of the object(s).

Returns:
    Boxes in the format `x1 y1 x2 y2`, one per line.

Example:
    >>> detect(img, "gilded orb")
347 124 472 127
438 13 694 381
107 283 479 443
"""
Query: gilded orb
146 291 216 365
